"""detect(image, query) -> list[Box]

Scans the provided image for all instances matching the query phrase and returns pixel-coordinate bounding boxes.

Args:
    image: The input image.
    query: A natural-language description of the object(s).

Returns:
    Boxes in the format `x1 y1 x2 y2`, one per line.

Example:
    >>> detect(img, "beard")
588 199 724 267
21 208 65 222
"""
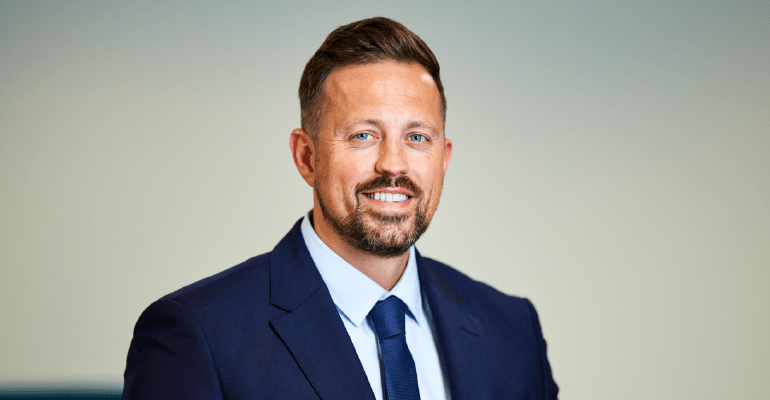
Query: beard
316 175 431 258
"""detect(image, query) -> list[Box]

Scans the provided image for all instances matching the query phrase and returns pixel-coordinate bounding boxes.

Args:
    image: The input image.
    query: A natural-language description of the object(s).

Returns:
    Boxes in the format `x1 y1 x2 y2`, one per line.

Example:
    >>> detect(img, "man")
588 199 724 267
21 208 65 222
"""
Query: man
122 17 558 399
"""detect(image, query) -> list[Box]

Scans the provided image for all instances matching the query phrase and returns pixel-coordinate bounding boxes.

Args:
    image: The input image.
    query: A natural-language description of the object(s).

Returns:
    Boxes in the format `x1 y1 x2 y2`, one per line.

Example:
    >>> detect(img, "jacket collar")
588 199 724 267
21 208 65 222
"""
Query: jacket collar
268 219 491 399
268 218 325 312
268 219 375 400
417 251 493 399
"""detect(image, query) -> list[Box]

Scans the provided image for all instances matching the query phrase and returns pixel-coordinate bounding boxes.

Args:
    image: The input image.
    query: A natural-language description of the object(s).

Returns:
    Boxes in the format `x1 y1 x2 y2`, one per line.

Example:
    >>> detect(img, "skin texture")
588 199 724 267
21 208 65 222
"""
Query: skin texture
290 61 452 290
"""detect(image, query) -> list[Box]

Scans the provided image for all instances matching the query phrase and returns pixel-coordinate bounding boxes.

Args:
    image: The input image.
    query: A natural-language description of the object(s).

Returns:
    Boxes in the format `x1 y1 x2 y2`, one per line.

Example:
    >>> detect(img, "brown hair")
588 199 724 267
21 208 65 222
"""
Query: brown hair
299 17 446 139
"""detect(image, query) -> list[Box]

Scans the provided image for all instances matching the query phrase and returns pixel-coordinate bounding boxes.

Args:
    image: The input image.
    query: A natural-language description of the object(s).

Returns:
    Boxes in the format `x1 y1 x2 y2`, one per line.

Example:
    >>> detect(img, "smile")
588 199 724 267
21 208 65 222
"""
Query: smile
364 192 411 202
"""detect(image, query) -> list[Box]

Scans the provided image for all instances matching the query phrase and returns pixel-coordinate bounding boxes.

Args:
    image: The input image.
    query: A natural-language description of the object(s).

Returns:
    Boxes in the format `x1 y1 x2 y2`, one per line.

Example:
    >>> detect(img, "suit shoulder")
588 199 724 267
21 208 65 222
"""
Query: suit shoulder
160 252 272 312
421 256 534 314
421 257 525 301
420 257 558 398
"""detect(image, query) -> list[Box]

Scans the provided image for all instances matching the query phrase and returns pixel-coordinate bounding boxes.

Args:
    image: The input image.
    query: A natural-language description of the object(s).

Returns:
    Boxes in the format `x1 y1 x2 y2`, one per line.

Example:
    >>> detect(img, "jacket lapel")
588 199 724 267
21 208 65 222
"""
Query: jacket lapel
268 220 375 400
417 252 494 400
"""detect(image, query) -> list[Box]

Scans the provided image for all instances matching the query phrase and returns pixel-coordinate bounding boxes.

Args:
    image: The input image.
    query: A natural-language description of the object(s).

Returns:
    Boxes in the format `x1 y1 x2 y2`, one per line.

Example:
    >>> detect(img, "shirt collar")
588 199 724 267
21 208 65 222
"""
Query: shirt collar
300 215 423 327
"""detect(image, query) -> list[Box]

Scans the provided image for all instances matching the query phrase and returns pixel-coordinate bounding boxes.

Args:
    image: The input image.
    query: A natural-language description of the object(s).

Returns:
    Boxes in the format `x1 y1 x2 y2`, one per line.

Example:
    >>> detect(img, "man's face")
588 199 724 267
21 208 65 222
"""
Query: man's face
311 61 452 258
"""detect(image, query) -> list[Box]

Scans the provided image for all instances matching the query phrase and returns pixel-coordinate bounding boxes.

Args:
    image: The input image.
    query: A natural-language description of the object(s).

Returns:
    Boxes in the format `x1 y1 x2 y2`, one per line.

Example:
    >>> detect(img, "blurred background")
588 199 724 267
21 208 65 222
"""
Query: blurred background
1 0 768 398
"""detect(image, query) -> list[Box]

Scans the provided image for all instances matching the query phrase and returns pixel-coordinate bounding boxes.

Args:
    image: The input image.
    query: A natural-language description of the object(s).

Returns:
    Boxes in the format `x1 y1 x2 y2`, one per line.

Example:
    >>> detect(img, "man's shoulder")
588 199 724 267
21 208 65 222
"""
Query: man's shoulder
158 252 273 314
420 256 534 314
419 255 546 356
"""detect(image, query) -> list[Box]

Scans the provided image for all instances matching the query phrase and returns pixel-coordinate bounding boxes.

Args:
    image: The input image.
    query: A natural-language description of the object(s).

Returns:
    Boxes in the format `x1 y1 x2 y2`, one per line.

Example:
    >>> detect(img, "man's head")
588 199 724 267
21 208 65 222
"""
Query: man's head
299 17 446 140
290 18 452 259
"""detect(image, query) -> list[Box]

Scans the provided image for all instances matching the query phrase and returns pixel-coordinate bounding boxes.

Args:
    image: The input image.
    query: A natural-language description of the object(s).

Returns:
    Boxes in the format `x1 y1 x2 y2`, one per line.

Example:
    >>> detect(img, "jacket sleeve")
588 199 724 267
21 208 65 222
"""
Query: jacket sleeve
525 298 559 400
122 298 223 399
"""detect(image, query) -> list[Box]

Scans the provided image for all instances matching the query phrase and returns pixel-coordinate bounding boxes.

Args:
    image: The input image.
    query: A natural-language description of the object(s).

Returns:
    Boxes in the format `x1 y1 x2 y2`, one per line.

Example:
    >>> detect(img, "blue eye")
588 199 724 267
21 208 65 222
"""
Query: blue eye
355 133 372 140
409 134 426 142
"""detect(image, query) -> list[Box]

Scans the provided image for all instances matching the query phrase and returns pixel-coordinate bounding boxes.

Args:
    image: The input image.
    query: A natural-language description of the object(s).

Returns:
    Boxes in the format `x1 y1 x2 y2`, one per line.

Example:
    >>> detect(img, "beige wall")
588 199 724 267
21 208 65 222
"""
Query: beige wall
1 1 768 398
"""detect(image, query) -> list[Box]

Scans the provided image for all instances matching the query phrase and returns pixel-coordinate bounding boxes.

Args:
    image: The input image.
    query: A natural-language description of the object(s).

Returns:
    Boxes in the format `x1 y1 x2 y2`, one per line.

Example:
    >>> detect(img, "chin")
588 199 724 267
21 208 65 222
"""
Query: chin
316 188 436 257
353 212 428 257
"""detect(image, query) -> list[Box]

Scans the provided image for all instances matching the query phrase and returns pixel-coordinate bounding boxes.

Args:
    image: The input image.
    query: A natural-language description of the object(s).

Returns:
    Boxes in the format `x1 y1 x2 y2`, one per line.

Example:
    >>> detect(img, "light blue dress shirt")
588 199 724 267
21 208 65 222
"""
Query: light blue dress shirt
300 216 450 400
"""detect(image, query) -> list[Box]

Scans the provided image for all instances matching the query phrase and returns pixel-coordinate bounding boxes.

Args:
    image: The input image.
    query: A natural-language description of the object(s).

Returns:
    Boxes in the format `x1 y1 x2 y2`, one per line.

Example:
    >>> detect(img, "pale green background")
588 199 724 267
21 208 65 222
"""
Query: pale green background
1 1 768 398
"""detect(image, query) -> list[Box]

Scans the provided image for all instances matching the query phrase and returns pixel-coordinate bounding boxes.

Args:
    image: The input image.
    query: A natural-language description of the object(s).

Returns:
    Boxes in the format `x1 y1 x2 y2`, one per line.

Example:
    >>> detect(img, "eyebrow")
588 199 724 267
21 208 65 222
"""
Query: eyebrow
343 119 438 134
404 121 436 132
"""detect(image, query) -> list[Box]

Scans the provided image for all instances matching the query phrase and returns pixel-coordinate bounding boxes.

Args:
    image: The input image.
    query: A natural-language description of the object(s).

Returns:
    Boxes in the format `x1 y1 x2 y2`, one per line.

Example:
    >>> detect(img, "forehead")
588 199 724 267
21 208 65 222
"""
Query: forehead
321 61 443 130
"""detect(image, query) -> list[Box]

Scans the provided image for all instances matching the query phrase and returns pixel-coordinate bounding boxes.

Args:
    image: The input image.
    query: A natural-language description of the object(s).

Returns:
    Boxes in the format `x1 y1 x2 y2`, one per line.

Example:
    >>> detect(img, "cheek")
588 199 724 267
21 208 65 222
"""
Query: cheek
341 163 366 181
333 152 371 178
414 155 446 191
324 153 371 191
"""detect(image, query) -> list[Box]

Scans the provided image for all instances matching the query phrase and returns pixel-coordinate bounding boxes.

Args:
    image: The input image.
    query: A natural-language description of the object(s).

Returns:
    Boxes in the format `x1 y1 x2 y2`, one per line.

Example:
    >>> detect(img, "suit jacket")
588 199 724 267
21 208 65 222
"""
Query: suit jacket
122 219 558 399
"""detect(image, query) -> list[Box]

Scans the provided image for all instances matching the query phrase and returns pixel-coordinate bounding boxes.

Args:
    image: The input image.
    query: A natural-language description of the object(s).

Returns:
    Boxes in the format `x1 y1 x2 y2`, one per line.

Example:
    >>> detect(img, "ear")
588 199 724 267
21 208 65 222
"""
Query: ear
443 137 453 173
290 128 316 187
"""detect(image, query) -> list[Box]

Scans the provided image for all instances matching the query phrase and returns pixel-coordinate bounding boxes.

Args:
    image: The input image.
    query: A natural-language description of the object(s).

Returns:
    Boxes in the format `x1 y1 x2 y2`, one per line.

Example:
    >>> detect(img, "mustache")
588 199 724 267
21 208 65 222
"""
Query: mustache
356 175 423 197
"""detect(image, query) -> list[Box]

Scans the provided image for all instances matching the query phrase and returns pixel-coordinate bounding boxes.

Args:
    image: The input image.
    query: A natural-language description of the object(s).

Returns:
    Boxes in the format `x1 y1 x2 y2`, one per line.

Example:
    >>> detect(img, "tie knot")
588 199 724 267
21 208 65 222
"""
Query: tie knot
369 296 407 341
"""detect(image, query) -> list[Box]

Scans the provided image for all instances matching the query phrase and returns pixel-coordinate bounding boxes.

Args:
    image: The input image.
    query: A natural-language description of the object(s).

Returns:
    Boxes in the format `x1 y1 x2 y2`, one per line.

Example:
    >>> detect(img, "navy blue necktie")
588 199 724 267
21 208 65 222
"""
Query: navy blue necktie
369 296 421 400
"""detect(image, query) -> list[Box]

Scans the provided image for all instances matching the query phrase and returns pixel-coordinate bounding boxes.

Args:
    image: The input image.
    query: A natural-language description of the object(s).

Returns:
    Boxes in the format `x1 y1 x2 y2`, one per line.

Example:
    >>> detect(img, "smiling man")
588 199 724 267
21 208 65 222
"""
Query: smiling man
122 17 558 400
291 60 450 289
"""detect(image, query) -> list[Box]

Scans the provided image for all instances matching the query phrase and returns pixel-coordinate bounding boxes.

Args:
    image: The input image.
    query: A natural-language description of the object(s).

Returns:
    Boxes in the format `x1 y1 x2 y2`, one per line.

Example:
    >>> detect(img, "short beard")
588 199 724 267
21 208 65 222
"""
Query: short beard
317 175 430 258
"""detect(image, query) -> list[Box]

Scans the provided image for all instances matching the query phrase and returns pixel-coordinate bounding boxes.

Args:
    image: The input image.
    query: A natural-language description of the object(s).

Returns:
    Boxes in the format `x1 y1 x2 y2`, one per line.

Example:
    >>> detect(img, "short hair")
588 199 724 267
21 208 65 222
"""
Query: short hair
299 17 446 139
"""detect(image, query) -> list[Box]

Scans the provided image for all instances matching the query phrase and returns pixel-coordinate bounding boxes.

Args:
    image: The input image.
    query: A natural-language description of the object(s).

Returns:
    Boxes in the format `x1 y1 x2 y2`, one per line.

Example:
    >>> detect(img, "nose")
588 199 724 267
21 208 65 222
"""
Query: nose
375 138 409 176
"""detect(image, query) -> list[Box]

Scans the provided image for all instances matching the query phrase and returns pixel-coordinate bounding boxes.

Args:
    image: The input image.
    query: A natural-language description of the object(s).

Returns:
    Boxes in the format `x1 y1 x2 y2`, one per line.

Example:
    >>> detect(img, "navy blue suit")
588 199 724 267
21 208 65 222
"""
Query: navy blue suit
122 220 558 399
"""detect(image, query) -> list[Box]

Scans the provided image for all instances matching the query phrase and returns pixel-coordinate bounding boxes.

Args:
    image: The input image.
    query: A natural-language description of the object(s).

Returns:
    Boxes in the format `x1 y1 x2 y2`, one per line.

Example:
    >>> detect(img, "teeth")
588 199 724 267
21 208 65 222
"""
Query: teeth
367 192 409 202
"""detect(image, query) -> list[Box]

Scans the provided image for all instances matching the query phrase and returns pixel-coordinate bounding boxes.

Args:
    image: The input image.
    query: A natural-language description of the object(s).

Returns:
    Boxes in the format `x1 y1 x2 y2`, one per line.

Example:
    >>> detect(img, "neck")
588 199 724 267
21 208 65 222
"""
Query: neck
310 209 409 291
